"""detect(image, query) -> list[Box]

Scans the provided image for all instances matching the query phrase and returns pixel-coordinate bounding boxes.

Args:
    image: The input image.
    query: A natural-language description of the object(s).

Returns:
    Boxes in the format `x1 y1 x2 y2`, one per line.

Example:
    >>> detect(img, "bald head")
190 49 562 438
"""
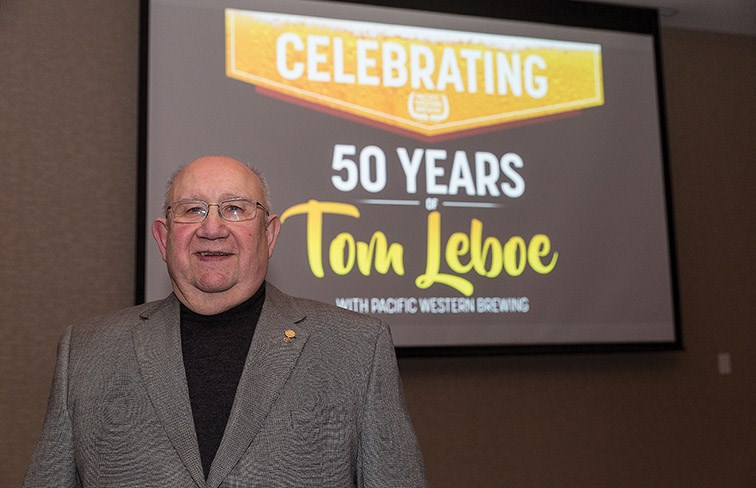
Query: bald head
164 156 272 216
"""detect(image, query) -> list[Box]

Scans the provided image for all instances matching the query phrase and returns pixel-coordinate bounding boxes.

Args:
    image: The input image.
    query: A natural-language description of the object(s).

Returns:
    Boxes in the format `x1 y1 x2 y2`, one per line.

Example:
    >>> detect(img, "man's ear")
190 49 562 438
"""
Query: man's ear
152 218 170 262
265 214 282 257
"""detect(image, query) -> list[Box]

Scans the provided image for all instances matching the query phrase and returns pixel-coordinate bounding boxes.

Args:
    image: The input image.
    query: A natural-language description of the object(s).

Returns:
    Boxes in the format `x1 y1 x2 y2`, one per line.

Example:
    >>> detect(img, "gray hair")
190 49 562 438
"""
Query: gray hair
162 158 273 216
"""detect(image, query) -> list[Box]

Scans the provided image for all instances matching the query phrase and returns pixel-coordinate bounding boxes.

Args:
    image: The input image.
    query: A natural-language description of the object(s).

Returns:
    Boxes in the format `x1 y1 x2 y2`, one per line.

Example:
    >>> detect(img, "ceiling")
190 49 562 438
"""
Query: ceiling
596 0 756 36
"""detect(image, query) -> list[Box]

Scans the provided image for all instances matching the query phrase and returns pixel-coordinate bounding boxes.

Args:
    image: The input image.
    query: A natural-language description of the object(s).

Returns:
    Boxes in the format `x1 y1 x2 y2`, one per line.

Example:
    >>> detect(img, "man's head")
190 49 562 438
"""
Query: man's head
152 156 281 315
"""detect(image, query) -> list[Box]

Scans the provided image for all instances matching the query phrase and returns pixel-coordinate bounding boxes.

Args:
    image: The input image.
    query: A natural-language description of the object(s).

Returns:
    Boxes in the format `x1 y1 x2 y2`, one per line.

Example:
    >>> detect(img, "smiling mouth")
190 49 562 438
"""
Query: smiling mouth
197 251 232 257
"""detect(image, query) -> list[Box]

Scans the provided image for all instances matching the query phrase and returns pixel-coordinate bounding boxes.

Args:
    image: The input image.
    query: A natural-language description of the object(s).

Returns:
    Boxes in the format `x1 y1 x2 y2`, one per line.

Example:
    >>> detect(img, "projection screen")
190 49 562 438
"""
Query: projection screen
140 0 681 353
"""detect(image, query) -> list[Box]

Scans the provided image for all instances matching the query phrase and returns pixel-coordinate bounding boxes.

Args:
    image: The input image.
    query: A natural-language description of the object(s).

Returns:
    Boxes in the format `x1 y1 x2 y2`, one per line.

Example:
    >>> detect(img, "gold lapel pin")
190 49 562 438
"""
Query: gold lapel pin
284 329 296 343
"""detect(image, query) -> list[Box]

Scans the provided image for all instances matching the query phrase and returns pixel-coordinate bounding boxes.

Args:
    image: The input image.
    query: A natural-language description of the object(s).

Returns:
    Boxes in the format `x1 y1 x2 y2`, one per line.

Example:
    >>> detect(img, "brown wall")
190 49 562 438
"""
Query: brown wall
1 2 754 486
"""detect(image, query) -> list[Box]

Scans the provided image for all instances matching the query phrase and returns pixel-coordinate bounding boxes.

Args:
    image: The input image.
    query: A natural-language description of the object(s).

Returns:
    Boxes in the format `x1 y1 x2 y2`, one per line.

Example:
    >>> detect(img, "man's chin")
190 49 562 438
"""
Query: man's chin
195 281 236 295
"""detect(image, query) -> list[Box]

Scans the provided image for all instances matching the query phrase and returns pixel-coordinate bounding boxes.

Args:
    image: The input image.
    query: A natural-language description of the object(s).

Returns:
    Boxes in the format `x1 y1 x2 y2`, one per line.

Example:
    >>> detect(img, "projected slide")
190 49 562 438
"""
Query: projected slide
143 0 679 350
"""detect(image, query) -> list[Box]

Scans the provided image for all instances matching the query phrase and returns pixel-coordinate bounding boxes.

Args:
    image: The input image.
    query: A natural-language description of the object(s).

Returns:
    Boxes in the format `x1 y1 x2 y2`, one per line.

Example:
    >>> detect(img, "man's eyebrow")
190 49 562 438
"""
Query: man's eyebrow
173 196 205 203
173 193 249 202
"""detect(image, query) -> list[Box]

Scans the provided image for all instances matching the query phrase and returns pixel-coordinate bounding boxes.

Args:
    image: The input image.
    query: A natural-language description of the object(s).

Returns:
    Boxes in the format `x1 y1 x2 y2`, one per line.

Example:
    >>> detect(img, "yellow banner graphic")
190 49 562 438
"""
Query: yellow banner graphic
226 9 604 139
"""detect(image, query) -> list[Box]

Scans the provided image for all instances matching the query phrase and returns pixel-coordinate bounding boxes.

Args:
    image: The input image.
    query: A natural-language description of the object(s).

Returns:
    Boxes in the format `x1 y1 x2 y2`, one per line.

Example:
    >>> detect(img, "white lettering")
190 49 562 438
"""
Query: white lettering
382 42 407 88
459 48 482 94
307 35 330 82
274 33 550 99
276 32 304 80
500 152 525 198
475 152 500 197
397 147 423 194
425 149 447 195
333 37 355 84
356 39 380 86
448 151 476 196
410 44 435 90
436 47 464 92
524 55 548 98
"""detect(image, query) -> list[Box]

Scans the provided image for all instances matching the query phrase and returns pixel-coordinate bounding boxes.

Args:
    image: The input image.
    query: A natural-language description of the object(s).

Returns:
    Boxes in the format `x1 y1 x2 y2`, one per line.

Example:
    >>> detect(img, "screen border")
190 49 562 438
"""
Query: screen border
135 0 682 356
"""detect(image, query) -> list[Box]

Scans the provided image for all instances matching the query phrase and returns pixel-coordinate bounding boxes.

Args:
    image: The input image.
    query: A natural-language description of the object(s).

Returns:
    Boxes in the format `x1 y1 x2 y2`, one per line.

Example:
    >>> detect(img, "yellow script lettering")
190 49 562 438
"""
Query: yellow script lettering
415 211 559 295
281 200 404 277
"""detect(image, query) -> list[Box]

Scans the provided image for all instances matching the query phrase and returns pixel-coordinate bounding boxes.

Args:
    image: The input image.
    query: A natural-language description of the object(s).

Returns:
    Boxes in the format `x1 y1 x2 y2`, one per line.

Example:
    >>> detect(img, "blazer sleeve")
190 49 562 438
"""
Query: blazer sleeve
356 323 428 488
23 326 82 488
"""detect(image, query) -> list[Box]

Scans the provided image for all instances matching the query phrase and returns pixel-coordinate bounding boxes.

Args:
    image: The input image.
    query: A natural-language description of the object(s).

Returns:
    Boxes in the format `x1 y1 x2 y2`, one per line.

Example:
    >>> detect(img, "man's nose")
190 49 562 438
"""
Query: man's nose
196 208 230 238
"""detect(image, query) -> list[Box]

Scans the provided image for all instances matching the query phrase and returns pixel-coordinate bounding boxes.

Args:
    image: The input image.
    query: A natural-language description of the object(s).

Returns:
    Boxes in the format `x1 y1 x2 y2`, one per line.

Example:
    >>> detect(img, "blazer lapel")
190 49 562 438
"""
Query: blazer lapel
206 285 309 488
132 295 206 487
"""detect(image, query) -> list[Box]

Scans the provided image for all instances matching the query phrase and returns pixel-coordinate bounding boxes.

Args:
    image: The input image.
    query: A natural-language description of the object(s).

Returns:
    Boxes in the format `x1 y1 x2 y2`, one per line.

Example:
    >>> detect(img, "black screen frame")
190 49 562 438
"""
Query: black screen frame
136 0 682 356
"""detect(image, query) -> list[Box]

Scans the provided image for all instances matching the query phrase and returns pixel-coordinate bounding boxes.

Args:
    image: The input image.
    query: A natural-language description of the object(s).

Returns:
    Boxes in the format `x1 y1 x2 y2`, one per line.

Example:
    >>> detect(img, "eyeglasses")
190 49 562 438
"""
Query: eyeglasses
167 198 269 223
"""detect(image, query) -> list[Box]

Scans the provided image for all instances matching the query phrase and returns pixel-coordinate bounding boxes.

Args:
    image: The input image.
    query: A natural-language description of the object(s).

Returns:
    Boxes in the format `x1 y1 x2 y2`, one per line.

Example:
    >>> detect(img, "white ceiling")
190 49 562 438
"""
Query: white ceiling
596 0 756 36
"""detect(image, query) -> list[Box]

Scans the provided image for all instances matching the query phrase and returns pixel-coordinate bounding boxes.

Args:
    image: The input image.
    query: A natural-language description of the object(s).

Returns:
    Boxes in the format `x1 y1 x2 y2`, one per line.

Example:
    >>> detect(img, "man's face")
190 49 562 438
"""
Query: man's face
152 156 281 314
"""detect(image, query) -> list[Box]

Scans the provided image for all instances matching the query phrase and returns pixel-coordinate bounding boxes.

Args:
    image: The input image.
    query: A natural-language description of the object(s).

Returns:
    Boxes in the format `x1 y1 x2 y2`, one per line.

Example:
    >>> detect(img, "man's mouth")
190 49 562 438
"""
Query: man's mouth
197 251 232 257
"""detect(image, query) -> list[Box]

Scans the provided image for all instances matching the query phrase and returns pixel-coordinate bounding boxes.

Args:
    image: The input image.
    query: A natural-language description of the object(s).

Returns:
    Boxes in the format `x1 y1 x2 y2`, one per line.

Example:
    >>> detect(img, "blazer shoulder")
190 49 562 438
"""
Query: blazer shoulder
67 296 174 345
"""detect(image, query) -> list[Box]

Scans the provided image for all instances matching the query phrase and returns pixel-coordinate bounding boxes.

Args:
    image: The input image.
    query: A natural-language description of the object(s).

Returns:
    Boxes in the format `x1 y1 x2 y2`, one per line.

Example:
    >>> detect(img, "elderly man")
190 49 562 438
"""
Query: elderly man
24 156 427 487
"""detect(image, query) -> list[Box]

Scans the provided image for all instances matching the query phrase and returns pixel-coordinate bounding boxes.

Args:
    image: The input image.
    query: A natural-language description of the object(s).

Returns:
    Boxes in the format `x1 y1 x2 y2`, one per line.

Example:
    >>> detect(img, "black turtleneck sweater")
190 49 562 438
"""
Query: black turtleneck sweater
180 284 265 479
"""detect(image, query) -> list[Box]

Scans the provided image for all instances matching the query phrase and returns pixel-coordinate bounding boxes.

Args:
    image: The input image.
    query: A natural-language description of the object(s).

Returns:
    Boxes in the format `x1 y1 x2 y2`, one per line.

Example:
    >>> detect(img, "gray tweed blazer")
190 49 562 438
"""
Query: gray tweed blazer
23 284 427 487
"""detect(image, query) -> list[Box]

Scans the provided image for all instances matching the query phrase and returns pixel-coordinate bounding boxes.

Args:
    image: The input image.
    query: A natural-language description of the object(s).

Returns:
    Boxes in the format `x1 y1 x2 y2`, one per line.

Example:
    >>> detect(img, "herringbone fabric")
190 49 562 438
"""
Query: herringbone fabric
23 284 427 488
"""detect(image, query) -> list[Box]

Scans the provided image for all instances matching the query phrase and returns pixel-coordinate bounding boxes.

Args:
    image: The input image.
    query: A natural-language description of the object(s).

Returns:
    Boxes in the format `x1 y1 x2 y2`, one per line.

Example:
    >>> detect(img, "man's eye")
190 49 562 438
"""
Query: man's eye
223 204 246 216
183 205 206 215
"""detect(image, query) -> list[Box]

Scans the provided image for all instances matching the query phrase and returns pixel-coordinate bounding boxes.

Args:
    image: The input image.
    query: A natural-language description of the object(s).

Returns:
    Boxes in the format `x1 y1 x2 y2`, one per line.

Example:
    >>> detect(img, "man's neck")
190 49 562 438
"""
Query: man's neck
173 282 265 315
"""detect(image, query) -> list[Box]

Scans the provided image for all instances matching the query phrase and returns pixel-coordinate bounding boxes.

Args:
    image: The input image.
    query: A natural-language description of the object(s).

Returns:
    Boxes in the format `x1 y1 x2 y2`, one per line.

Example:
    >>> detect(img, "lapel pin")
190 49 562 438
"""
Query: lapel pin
284 329 296 343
